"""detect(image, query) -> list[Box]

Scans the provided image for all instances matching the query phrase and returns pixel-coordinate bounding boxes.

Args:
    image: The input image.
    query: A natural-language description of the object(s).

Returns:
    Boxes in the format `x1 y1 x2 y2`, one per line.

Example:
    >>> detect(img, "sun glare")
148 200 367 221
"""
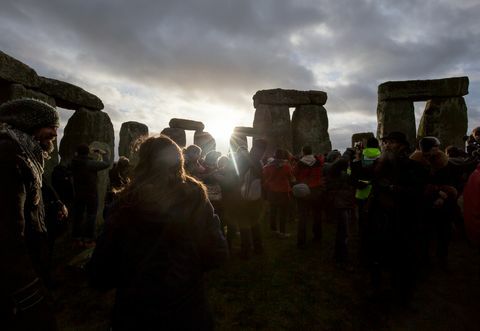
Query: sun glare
204 117 237 153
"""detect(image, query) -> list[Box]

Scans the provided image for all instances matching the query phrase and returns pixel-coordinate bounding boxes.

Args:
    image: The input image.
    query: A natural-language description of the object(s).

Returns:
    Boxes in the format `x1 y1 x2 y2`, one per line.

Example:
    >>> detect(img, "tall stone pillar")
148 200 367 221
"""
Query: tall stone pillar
119 121 149 159
253 104 292 157
417 97 468 149
377 100 416 148
194 131 216 156
229 134 248 153
161 127 186 147
292 105 331 155
59 108 114 228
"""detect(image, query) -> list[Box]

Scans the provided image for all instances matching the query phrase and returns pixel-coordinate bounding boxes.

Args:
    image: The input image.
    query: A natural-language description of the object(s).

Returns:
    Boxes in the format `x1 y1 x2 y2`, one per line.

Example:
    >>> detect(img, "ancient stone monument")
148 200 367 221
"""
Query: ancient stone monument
377 77 469 149
0 51 108 183
351 132 375 148
119 121 149 159
162 118 216 155
253 88 331 156
229 126 259 152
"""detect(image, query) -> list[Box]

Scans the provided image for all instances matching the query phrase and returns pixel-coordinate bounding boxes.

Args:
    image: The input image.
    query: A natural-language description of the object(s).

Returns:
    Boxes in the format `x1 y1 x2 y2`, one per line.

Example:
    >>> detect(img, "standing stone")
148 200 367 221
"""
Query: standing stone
351 132 375 148
377 100 416 148
292 105 331 155
417 97 468 150
161 127 186 147
233 126 259 137
194 131 216 156
253 104 292 157
229 134 248 152
89 141 111 232
169 118 205 131
59 108 114 227
119 121 149 159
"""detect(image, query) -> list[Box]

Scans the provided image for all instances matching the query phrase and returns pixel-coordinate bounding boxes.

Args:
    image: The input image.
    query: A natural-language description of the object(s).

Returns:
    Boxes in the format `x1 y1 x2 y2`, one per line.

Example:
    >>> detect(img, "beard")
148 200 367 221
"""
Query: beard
39 139 55 154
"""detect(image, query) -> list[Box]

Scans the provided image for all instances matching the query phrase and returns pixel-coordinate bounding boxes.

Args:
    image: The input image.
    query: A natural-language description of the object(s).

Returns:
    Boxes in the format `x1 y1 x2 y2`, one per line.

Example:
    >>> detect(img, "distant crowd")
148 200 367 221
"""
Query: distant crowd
1 98 480 330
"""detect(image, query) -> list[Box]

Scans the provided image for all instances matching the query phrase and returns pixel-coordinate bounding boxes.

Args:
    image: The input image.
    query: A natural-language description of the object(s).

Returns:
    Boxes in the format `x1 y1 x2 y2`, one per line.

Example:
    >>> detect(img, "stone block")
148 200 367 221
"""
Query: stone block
119 121 149 159
161 127 186 147
254 104 292 157
233 126 259 137
376 100 416 149
378 77 469 101
169 118 205 131
7 83 56 106
253 88 327 108
292 105 331 155
351 132 375 148
0 51 40 88
229 134 248 152
417 97 468 150
194 131 216 156
38 76 104 111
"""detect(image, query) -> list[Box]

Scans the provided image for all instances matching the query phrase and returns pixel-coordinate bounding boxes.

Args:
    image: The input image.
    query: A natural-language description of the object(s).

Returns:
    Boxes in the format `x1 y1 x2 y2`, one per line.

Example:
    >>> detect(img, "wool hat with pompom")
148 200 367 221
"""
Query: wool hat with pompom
0 98 59 134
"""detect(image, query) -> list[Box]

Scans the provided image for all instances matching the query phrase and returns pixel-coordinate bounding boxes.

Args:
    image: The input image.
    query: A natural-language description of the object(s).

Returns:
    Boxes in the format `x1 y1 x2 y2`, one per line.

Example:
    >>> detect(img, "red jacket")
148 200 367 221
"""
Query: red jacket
464 164 480 247
294 154 324 188
263 160 294 193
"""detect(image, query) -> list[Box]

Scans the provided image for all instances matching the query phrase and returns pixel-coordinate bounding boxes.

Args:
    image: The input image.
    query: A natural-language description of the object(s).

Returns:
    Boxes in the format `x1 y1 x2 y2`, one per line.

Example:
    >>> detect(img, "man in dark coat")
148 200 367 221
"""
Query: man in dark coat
71 143 111 247
0 98 60 330
368 132 427 302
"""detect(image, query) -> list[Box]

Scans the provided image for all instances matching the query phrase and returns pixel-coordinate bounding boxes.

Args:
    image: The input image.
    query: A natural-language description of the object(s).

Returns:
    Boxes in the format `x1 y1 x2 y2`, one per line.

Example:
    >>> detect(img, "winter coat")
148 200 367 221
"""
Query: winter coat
87 179 228 330
71 154 110 197
324 157 356 210
351 147 381 200
464 164 480 247
294 154 324 189
263 159 294 193
0 134 56 330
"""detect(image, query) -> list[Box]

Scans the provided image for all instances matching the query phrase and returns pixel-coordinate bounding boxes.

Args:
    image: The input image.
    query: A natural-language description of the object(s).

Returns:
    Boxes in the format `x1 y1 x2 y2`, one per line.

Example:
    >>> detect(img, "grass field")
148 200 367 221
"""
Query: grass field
52 206 480 330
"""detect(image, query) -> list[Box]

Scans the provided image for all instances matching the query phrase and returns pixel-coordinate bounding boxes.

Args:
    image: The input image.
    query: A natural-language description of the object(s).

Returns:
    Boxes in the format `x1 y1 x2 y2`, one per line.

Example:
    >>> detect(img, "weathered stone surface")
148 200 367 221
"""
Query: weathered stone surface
291 105 331 155
59 109 114 227
377 100 416 148
193 131 216 156
59 108 114 163
161 127 186 147
119 121 149 159
417 97 468 150
351 132 375 148
233 126 259 137
5 83 56 106
229 134 248 152
378 77 469 102
253 105 292 157
253 89 328 108
38 77 104 111
169 118 205 131
0 51 40 88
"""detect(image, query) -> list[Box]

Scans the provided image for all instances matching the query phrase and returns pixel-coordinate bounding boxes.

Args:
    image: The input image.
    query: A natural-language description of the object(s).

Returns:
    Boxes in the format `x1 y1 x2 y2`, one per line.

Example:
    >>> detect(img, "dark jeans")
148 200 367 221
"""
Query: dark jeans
72 193 98 240
296 198 323 247
269 202 289 234
334 209 352 263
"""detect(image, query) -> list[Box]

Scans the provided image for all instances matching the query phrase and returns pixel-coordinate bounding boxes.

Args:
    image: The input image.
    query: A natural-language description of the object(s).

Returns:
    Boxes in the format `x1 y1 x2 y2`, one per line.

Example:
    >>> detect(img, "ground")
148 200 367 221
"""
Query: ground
51 207 480 330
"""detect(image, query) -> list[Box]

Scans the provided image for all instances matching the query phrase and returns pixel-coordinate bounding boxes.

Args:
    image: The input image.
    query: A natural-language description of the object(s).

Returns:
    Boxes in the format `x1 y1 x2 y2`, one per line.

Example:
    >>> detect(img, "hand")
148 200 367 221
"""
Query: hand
57 204 68 221
433 198 444 208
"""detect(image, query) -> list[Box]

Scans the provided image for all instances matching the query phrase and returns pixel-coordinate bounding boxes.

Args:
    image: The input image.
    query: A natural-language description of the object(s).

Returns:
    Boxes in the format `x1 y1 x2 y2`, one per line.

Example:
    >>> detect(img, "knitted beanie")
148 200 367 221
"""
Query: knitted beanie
0 98 59 134
419 136 441 153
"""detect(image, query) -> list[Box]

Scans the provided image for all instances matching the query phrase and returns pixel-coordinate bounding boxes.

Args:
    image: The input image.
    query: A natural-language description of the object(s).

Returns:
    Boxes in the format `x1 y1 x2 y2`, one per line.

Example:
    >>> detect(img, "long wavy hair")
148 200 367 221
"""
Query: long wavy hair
114 135 207 216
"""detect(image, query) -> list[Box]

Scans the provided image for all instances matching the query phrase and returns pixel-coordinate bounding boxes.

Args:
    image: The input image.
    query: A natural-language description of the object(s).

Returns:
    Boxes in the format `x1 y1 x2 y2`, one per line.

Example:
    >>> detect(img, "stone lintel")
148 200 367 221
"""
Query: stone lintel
378 76 469 101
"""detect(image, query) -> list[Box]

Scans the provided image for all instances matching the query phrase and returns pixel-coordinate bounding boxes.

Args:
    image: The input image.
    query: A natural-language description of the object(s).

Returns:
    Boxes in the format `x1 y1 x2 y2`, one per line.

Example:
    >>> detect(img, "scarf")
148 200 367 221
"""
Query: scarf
0 123 46 206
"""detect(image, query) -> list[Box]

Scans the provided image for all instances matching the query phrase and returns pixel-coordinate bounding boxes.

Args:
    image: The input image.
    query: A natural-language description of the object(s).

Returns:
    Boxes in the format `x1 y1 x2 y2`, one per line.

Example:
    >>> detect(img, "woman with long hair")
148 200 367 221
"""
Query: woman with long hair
88 135 228 330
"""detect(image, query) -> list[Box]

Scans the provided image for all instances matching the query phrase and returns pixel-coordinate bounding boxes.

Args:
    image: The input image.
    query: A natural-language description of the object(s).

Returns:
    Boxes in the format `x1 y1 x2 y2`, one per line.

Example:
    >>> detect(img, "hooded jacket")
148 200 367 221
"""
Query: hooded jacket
294 154 324 188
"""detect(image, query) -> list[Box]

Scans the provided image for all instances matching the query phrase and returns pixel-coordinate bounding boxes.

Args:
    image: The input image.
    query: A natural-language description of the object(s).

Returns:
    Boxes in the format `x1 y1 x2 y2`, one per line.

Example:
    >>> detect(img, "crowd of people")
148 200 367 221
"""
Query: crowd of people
1 98 480 330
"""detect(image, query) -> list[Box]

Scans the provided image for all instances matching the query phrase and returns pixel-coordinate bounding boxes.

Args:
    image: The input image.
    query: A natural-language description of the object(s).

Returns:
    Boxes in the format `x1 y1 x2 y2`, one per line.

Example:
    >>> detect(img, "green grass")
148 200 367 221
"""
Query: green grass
52 206 480 330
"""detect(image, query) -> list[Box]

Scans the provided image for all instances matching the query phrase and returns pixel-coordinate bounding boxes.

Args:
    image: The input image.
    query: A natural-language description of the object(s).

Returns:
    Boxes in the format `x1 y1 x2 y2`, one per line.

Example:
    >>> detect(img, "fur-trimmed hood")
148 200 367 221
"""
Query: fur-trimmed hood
410 150 449 172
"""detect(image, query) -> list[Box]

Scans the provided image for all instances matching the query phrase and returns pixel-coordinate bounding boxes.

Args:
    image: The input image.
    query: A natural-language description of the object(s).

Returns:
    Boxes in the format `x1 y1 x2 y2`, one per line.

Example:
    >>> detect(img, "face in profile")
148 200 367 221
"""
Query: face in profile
33 126 58 153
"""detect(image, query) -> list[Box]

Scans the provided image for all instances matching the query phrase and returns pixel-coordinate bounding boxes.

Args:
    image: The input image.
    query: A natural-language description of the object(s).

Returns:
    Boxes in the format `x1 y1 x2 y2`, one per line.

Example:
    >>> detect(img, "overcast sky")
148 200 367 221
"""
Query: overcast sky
1 0 479 154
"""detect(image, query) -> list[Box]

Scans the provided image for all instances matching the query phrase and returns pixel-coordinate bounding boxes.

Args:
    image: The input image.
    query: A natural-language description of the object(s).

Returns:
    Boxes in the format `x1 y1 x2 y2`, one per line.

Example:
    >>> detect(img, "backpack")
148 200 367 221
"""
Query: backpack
240 169 262 201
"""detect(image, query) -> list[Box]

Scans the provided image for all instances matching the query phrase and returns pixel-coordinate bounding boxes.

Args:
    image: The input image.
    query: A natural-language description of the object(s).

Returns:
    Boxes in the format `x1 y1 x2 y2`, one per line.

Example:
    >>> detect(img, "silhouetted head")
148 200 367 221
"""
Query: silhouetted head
302 145 313 156
366 137 379 149
76 143 91 156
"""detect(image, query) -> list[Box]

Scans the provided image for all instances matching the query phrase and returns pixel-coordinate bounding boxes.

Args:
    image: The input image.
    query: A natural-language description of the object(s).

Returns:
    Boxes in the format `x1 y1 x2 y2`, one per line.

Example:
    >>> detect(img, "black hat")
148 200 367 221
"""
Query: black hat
381 131 409 146
419 136 441 153
0 98 59 134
